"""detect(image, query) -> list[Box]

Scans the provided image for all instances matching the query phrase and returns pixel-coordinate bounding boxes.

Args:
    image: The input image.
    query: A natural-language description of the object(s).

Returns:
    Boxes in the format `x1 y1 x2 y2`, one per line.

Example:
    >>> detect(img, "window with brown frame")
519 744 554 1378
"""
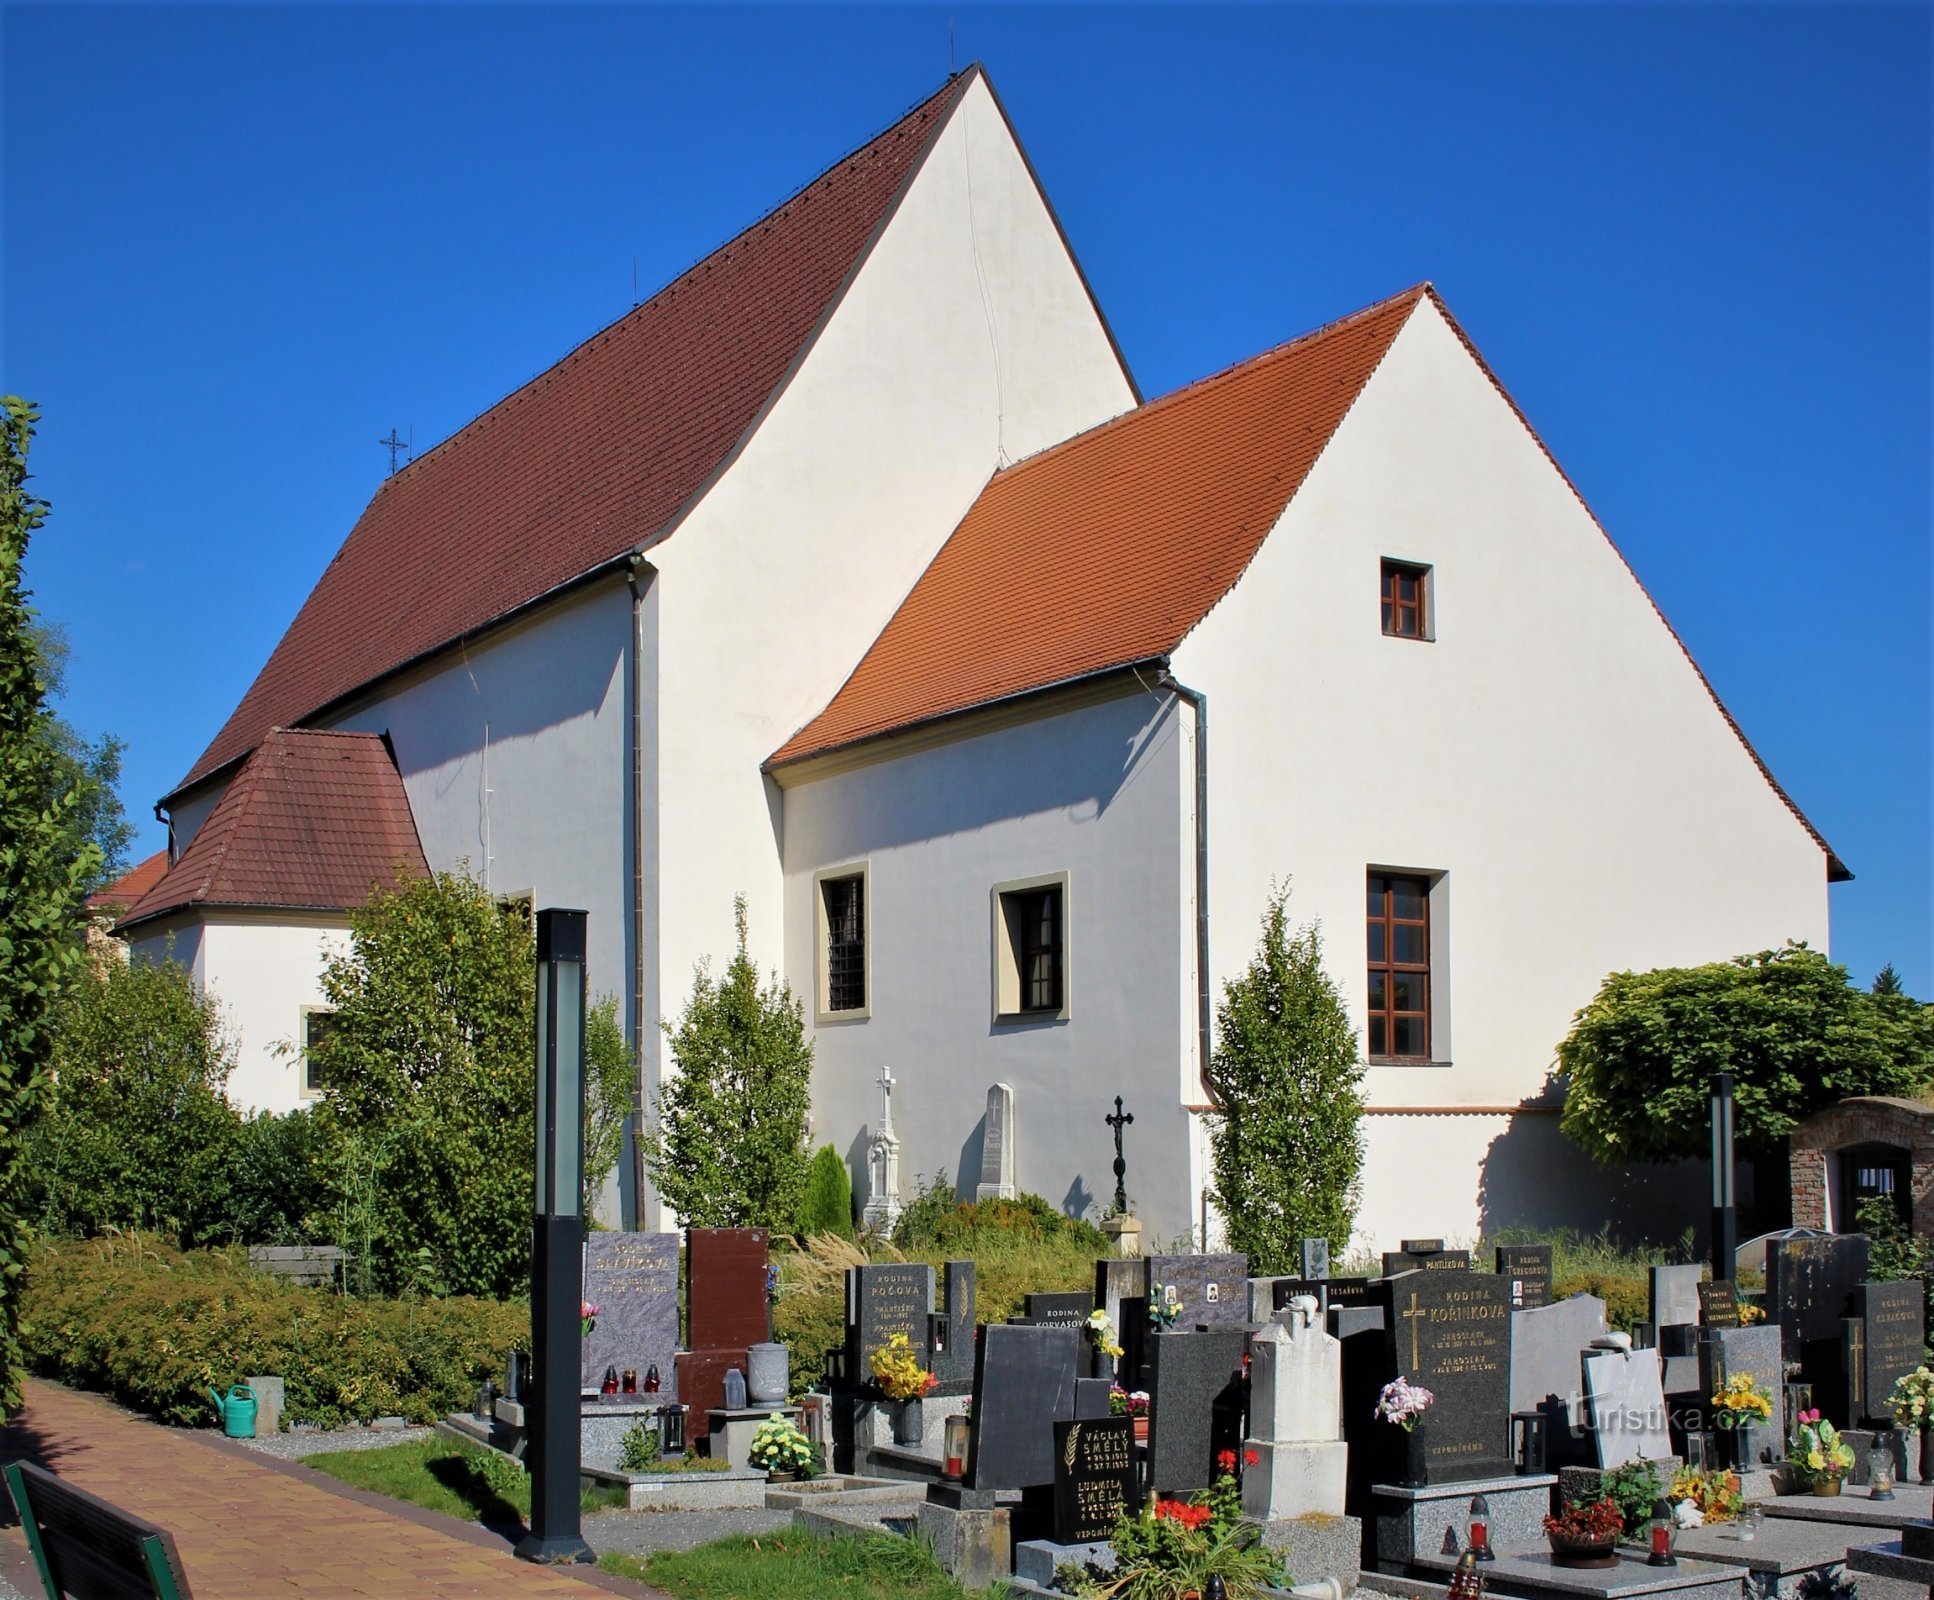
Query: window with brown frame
1366 873 1430 1059
1381 560 1428 639
1014 886 1064 1013
302 1008 335 1095
822 874 866 1013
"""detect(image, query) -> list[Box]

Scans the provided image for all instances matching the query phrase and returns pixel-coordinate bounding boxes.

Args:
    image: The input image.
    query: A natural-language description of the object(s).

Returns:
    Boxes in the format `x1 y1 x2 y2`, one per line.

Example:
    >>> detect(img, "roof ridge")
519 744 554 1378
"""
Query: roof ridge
993 282 1430 482
368 71 974 502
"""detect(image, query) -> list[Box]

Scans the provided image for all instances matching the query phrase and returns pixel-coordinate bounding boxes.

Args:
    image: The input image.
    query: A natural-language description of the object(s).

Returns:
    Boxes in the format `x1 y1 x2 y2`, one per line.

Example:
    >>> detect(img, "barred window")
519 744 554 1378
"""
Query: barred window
822 874 866 1013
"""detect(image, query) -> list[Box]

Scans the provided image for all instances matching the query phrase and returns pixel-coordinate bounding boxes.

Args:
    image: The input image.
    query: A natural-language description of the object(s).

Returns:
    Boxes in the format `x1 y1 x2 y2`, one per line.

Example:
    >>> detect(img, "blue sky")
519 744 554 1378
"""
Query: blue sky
4 4 1928 994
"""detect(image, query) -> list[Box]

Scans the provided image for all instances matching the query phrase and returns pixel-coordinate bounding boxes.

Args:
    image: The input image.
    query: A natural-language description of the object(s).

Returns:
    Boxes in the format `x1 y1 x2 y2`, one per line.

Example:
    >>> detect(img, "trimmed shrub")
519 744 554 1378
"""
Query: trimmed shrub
892 1177 1107 1255
797 1145 855 1240
22 1235 525 1427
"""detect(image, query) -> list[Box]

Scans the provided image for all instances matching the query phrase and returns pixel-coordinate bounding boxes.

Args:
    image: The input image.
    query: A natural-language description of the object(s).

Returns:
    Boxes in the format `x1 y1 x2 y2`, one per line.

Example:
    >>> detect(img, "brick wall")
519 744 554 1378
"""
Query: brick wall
1788 1096 1934 1233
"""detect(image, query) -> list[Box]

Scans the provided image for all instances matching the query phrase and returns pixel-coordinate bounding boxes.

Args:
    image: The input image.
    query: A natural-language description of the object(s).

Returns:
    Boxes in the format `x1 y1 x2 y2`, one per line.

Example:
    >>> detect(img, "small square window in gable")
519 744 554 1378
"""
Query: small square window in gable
1381 560 1431 640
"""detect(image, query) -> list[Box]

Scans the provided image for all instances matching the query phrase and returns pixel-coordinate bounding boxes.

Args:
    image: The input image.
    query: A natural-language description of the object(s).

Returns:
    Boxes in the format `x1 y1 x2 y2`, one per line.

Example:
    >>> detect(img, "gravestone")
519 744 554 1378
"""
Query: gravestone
1766 1233 1872 1425
581 1232 681 1397
1382 1243 1472 1276
966 1322 1079 1490
976 1082 1016 1203
845 1262 936 1375
1024 1292 1094 1325
1849 1281 1925 1426
1303 1238 1332 1281
1146 1327 1248 1493
931 1260 978 1384
1508 1293 1608 1471
1054 1417 1140 1544
1379 1269 1515 1484
1096 1257 1147 1389
687 1228 769 1350
1698 1281 1741 1330
1145 1253 1249 1330
1704 1324 1784 1468
1244 1298 1347 1521
1581 1346 1672 1469
1495 1246 1553 1311
1074 1377 1115 1419
1650 1264 1706 1332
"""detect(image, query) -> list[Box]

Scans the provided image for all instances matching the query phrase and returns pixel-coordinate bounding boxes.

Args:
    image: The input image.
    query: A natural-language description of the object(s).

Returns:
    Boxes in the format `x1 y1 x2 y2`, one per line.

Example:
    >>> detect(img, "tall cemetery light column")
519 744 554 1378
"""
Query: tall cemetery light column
516 909 594 1566
1710 1073 1737 1289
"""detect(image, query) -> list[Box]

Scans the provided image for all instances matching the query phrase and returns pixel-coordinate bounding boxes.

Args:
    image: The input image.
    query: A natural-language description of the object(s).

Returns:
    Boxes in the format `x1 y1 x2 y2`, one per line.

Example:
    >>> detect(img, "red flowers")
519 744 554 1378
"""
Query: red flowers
1544 1499 1624 1542
1213 1447 1262 1474
1154 1499 1214 1531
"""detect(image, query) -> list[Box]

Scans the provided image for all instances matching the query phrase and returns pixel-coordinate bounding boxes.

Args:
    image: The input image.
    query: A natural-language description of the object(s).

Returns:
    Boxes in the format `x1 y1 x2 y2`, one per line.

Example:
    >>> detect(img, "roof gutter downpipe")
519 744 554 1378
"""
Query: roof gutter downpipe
1159 669 1213 1101
627 556 654 1230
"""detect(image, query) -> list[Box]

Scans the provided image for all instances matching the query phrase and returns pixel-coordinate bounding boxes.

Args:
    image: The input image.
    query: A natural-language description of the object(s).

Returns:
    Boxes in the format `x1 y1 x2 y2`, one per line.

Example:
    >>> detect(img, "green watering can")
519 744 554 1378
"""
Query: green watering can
209 1383 258 1439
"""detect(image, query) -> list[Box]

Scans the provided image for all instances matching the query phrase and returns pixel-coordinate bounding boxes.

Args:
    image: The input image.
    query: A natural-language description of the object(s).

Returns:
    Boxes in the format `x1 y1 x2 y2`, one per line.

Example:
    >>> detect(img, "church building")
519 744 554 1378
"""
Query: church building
115 65 1843 1249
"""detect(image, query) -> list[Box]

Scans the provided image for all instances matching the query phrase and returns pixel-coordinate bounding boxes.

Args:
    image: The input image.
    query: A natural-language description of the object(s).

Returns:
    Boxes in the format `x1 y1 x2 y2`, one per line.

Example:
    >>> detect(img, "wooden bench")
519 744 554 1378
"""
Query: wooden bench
3 1461 194 1600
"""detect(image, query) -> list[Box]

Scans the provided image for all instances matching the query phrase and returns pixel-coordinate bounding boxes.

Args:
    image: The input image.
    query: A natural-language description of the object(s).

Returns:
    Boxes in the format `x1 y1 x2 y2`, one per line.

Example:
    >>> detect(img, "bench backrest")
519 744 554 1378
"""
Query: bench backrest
3 1461 193 1600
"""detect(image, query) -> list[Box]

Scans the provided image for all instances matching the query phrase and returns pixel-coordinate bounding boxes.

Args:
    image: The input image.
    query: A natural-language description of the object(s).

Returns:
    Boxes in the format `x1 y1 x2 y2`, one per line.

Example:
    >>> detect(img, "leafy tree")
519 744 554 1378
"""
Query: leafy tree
0 397 98 1412
313 869 535 1297
32 623 132 893
1874 964 1909 999
798 1144 855 1239
584 994 636 1220
644 896 813 1230
1205 886 1365 1272
27 956 241 1243
1558 944 1934 1166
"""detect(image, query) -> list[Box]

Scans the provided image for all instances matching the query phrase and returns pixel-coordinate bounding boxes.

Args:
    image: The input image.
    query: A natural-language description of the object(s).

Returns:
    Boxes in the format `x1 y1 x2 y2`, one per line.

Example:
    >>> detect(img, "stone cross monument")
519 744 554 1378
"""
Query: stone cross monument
862 1065 902 1231
1243 1295 1347 1524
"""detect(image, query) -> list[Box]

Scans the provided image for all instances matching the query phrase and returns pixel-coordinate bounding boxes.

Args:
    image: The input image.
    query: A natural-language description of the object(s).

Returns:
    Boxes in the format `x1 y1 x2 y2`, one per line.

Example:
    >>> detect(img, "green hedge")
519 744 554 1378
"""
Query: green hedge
23 1235 526 1427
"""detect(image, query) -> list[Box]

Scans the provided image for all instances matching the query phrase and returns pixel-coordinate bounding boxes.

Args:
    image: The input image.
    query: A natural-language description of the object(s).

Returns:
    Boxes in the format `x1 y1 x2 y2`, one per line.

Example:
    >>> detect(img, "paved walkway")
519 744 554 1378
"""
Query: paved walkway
0 1382 658 1598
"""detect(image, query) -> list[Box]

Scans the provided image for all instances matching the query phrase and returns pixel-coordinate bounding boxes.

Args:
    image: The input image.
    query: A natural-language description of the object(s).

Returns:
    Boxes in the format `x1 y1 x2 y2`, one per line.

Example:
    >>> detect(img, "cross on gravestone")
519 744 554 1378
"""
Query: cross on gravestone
1373 1270 1516 1484
862 1066 902 1231
1849 1280 1925 1426
1105 1097 1134 1214
976 1083 1016 1203
1494 1245 1553 1310
581 1232 681 1397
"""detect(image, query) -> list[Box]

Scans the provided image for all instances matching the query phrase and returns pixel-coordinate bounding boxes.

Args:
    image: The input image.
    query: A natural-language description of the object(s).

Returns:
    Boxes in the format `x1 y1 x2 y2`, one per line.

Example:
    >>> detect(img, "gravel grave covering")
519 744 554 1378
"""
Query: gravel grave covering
244 1422 433 1460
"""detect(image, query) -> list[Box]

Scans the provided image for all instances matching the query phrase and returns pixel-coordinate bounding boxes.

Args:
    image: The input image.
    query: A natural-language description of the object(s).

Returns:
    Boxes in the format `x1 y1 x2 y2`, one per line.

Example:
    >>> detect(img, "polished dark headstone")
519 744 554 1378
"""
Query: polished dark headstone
931 1260 977 1383
1495 1246 1553 1311
674 1349 741 1445
582 1232 680 1396
687 1228 769 1351
1377 1268 1515 1483
1145 1327 1246 1494
1274 1275 1376 1315
1144 1253 1249 1329
1074 1377 1115 1419
966 1322 1080 1490
1382 1246 1472 1276
1698 1280 1741 1330
1850 1280 1925 1425
1024 1291 1095 1325
1053 1417 1140 1544
845 1262 936 1374
1766 1233 1871 1425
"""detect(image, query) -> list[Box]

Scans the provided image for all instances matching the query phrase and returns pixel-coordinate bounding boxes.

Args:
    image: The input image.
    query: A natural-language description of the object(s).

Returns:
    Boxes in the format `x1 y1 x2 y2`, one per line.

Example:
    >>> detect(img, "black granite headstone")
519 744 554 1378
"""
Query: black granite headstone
1145 1253 1248 1330
931 1260 977 1383
1382 1246 1473 1276
1075 1377 1116 1419
1146 1327 1247 1493
1766 1234 1871 1426
966 1322 1080 1490
1024 1291 1095 1325
1851 1280 1925 1425
1699 1281 1741 1330
845 1263 936 1375
1494 1246 1553 1311
1378 1268 1515 1484
1054 1417 1140 1544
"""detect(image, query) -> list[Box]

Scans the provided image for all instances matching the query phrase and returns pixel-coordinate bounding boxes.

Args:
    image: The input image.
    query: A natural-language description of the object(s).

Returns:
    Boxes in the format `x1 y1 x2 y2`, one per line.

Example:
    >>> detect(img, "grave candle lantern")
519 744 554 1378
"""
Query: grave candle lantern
659 1404 687 1454
1467 1494 1494 1562
944 1413 970 1479
1871 1440 1897 1500
1647 1498 1677 1566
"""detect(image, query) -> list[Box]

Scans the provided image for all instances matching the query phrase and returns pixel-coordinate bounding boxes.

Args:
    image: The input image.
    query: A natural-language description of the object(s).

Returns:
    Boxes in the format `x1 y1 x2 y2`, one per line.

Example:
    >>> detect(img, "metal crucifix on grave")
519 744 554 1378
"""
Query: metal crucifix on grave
1105 1096 1133 1214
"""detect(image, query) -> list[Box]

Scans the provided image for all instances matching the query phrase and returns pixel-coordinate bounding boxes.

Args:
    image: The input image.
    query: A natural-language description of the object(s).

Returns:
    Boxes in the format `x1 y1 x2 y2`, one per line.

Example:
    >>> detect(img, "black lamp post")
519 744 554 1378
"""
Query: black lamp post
516 909 594 1566
1710 1072 1737 1288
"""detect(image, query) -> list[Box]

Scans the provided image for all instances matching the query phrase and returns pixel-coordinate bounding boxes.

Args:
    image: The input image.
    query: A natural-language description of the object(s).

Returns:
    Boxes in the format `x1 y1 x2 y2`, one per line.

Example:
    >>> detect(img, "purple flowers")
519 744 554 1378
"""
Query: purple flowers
1375 1376 1435 1431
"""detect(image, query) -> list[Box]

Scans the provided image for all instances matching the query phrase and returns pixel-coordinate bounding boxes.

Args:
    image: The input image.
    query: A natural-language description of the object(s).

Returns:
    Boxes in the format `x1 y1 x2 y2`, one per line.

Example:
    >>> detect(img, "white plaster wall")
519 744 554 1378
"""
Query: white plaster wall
166 782 226 856
651 75 1137 1099
128 918 207 986
779 688 1195 1239
1173 299 1833 1250
327 577 636 1030
196 917 351 1113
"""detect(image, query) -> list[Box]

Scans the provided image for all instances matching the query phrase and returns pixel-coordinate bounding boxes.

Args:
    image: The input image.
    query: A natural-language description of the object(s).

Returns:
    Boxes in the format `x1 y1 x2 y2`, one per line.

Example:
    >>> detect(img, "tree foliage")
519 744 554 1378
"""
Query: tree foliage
644 896 813 1230
0 397 98 1413
798 1144 855 1239
1874 963 1909 999
584 994 635 1220
314 870 535 1297
1205 886 1365 1272
1558 944 1934 1165
32 624 132 894
26 956 239 1244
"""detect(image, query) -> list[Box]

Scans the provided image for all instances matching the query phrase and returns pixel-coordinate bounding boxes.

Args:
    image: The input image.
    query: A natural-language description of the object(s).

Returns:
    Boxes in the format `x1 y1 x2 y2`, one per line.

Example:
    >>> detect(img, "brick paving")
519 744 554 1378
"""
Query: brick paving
1 1381 659 1598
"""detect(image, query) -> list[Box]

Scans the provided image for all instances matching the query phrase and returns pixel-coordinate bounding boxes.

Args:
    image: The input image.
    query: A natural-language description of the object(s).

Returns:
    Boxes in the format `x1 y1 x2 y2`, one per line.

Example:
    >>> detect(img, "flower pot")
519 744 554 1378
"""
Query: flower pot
765 1469 796 1483
1811 1476 1844 1498
1399 1426 1428 1489
1548 1534 1620 1570
893 1397 925 1446
1712 1426 1741 1471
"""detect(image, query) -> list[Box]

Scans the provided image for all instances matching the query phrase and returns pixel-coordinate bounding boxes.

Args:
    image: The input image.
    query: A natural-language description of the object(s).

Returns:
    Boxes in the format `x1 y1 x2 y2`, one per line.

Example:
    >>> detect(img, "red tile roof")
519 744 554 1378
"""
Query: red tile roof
769 283 1847 881
85 848 169 916
121 729 429 930
769 285 1428 767
172 71 974 800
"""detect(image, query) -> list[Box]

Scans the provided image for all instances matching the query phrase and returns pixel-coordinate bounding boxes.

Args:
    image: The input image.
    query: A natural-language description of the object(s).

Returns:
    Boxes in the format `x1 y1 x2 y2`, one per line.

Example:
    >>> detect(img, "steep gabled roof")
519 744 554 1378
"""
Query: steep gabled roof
768 282 1846 882
172 71 976 800
122 729 429 930
768 285 1427 767
85 849 169 918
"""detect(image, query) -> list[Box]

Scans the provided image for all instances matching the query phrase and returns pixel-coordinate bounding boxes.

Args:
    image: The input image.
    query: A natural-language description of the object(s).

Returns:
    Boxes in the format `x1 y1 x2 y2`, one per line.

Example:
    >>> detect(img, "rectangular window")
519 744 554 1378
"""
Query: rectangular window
1367 872 1431 1060
302 1008 335 1095
1016 887 1064 1013
821 873 867 1014
993 872 1071 1021
1381 560 1429 639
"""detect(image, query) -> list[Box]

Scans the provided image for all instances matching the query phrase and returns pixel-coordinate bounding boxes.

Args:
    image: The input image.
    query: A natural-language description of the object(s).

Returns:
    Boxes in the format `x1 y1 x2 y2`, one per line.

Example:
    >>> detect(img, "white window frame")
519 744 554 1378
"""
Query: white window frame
992 870 1072 1024
814 861 871 1024
299 1004 335 1100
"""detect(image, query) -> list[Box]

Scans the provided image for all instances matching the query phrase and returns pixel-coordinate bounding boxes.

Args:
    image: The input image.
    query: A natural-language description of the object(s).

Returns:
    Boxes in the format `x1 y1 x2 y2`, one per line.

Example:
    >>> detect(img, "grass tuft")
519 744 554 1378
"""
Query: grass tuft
301 1435 624 1525
599 1529 1005 1599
